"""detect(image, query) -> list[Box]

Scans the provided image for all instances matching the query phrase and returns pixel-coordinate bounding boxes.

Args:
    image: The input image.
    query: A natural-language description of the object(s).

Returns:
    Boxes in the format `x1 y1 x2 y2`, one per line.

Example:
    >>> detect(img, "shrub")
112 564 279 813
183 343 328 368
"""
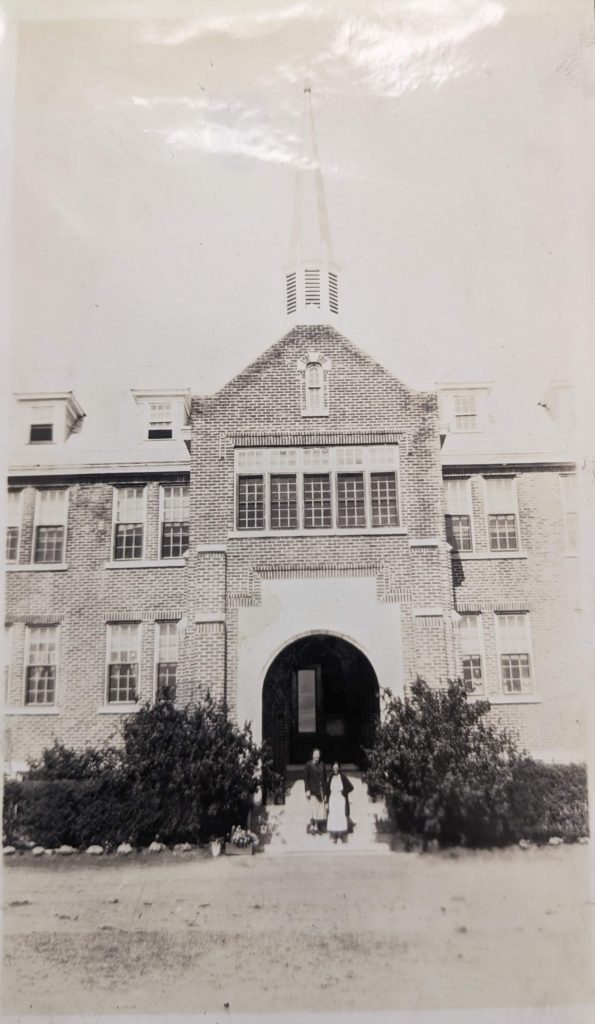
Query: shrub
3 776 131 849
27 740 122 781
507 759 588 843
364 678 521 846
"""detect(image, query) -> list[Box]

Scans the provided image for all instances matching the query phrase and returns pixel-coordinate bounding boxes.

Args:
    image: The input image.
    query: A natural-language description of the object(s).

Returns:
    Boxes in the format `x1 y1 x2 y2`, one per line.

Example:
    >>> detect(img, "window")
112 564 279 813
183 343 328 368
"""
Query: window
113 487 145 560
270 476 298 529
458 614 484 694
160 485 189 558
25 626 57 705
28 405 55 443
370 473 399 527
560 474 578 551
148 403 173 440
452 394 478 432
485 477 519 551
33 489 68 564
6 491 22 563
337 474 365 528
444 478 473 551
107 624 140 703
234 446 400 532
237 476 264 530
305 362 324 414
304 475 332 528
156 622 179 700
496 614 533 694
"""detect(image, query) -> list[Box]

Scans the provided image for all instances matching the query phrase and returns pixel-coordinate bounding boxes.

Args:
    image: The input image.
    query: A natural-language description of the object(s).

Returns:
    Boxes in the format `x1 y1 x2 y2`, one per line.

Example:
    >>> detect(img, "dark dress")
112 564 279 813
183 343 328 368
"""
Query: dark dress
304 759 327 823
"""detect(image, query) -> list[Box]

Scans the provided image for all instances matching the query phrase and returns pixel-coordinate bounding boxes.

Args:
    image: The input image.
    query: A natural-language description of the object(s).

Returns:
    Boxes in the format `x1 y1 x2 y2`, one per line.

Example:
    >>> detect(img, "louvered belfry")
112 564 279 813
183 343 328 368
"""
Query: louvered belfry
285 87 340 323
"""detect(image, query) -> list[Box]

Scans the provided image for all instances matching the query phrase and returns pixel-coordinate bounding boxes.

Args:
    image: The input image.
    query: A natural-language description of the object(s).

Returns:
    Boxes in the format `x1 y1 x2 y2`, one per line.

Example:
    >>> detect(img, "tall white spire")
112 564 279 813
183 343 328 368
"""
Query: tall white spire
284 87 340 323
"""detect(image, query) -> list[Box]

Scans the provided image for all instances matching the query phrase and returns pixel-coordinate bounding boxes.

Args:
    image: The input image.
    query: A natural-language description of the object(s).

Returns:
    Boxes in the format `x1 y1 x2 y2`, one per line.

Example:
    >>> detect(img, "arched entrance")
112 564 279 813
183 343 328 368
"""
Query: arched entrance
262 634 380 773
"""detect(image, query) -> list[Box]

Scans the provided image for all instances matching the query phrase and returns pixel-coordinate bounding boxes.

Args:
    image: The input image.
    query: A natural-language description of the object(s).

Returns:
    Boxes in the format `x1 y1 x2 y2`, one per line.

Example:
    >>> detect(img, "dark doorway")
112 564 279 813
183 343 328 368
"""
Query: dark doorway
262 634 380 774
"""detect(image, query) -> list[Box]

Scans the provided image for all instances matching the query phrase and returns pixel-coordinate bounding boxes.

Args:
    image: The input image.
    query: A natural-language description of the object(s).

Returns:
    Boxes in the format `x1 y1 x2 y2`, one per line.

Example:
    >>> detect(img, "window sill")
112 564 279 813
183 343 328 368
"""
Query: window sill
5 706 61 716
97 704 142 714
301 412 330 418
104 558 186 569
450 551 527 561
228 528 408 539
6 563 68 572
485 694 541 705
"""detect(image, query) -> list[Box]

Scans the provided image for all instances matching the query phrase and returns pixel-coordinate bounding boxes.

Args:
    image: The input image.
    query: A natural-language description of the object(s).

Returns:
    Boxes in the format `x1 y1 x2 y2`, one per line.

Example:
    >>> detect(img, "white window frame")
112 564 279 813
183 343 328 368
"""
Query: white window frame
458 613 486 694
6 490 23 564
32 488 69 565
559 473 578 552
23 624 59 707
495 612 535 695
27 403 57 444
154 620 180 700
444 477 474 552
106 622 142 705
112 486 147 561
159 484 190 559
483 475 521 553
233 445 402 535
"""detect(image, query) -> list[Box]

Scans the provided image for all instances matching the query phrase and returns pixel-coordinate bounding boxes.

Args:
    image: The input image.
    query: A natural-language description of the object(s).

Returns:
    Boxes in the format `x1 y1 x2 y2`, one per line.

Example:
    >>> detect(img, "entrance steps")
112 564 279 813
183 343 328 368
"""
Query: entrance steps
257 770 393 856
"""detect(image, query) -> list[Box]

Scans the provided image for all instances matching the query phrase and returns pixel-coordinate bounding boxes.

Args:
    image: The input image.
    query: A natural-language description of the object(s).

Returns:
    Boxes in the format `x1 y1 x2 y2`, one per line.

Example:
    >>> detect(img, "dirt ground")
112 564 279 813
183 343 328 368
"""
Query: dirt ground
2 844 594 1016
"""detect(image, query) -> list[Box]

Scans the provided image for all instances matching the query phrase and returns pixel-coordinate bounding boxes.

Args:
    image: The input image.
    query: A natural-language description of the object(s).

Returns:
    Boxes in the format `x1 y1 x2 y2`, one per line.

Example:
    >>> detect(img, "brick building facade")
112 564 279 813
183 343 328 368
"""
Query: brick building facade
3 92 584 773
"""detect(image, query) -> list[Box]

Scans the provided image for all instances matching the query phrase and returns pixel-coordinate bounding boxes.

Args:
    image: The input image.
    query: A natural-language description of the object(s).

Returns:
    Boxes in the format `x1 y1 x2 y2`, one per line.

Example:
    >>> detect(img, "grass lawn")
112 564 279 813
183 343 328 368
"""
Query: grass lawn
2 844 594 1016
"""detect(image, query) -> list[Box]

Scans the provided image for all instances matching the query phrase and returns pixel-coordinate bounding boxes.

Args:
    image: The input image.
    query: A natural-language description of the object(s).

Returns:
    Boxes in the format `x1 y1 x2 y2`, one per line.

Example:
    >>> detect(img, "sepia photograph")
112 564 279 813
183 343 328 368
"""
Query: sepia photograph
1 1 594 1022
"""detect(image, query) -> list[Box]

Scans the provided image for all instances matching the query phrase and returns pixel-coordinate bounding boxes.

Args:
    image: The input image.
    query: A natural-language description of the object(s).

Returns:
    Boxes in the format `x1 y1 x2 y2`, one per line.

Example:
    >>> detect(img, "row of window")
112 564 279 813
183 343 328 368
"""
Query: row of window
6 485 190 564
458 612 534 695
5 622 180 706
444 474 578 553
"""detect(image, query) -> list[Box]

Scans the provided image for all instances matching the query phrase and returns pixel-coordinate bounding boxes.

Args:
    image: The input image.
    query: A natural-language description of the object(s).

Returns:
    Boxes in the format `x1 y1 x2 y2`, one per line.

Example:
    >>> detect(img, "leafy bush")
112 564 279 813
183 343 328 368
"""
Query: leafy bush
364 678 589 847
507 758 588 843
4 692 263 848
365 678 520 846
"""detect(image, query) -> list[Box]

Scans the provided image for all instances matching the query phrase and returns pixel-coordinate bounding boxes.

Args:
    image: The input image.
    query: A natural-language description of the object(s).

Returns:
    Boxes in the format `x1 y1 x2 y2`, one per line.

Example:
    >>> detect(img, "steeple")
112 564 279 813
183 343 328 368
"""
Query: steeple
285 87 340 323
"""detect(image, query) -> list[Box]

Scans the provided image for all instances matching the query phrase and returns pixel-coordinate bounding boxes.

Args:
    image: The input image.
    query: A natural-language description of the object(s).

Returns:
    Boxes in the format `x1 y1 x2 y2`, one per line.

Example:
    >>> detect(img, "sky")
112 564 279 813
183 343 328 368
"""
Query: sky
3 0 594 424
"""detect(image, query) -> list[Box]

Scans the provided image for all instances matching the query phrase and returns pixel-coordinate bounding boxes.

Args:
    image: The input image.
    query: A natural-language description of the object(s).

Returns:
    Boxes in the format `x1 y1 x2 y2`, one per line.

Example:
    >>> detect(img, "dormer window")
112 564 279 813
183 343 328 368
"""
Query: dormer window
297 352 331 417
132 390 191 442
148 403 173 440
437 383 492 434
453 394 478 432
16 392 84 445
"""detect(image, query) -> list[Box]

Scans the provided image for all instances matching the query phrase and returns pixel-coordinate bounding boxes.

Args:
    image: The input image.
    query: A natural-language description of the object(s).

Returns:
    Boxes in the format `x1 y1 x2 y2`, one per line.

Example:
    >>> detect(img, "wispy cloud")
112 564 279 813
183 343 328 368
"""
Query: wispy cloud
141 4 313 46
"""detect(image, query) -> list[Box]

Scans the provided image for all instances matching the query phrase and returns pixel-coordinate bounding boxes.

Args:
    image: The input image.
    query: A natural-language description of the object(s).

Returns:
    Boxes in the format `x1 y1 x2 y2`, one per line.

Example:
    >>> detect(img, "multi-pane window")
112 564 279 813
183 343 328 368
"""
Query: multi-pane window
25 626 57 705
29 405 54 443
148 403 173 440
305 362 324 413
444 478 473 552
107 624 140 703
560 474 578 551
270 476 298 529
304 475 332 528
452 394 478 432
113 487 145 560
6 491 22 563
370 473 399 527
496 614 533 694
34 489 68 564
485 477 519 551
235 446 400 531
160 485 189 558
458 614 484 694
337 474 365 528
237 476 265 530
156 621 179 700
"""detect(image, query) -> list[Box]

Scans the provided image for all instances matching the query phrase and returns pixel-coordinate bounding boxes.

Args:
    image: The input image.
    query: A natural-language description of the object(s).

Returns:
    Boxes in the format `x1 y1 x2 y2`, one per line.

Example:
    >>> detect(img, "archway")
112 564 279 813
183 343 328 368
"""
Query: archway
262 633 380 774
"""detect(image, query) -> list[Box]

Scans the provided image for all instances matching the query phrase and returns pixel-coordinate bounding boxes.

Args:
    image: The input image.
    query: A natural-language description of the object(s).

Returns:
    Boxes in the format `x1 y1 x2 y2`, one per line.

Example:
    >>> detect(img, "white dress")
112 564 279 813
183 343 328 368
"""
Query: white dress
327 773 348 834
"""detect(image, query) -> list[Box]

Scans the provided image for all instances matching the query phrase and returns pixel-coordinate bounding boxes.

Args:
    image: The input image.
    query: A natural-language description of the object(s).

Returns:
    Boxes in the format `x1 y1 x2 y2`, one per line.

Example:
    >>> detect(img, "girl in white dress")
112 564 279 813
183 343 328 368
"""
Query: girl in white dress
326 762 354 843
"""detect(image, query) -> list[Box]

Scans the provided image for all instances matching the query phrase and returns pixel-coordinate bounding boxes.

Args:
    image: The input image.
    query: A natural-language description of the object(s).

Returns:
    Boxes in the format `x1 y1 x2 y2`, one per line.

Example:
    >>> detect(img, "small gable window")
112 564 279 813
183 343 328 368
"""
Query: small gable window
29 405 55 443
148 403 173 440
297 352 331 417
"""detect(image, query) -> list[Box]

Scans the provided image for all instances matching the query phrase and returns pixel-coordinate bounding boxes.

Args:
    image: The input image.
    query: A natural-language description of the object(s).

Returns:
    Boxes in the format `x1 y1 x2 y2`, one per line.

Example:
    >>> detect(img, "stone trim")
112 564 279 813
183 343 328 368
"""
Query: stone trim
455 601 530 613
232 431 405 448
6 563 68 573
195 622 225 636
104 558 186 569
255 563 380 579
6 614 64 625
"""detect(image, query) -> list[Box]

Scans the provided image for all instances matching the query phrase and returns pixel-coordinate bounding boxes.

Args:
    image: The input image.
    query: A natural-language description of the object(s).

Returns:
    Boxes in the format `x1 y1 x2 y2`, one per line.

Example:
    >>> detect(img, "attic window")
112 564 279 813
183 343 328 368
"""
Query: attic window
286 272 297 315
148 403 173 440
298 352 331 416
29 405 55 443
305 362 324 413
304 269 321 308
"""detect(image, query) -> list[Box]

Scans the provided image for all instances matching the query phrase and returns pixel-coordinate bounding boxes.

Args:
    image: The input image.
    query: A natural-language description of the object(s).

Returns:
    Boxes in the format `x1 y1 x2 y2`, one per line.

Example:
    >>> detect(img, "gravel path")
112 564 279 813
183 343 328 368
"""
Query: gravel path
2 845 593 1015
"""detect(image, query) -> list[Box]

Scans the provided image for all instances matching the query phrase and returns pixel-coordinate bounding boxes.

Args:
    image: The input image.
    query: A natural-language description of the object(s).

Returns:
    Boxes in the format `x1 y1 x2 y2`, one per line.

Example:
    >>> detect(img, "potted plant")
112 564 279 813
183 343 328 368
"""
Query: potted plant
209 836 225 858
224 825 260 856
